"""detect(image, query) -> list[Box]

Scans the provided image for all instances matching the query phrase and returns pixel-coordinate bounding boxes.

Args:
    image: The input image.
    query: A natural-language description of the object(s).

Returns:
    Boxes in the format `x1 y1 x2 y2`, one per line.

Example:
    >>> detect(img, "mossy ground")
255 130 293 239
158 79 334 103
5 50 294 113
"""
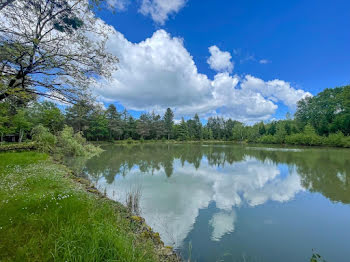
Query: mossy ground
0 151 168 262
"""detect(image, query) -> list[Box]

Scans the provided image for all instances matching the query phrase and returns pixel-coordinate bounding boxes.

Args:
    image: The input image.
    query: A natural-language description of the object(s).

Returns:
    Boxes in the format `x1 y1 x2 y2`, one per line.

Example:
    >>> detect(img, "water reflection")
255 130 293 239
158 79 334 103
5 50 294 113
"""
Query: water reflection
77 144 350 260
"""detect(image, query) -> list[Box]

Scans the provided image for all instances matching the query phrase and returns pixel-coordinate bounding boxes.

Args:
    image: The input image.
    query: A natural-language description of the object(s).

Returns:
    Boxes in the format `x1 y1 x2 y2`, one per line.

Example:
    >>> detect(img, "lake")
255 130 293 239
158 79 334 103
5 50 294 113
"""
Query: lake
75 143 350 262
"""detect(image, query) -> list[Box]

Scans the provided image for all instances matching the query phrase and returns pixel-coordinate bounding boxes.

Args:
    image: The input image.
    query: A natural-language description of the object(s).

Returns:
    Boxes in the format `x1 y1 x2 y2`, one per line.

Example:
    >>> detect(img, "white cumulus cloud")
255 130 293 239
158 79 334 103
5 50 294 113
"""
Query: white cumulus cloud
91 21 311 122
139 0 187 24
210 73 277 121
207 46 234 73
97 29 213 115
241 75 312 109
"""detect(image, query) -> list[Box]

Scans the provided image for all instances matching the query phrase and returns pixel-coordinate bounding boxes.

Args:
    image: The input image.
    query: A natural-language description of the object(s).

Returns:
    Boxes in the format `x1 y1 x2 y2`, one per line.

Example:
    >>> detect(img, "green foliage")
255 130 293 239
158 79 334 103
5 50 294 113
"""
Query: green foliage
29 102 65 134
31 125 56 153
65 101 93 133
177 117 189 141
0 142 36 152
137 113 151 139
258 121 266 135
232 123 245 141
30 123 102 157
0 103 11 142
325 131 345 147
295 85 350 135
12 109 32 142
86 109 109 141
246 124 260 142
1 85 350 148
267 121 277 135
56 126 102 157
163 108 174 140
258 135 277 144
285 133 322 146
274 124 287 144
0 152 160 262
106 104 123 140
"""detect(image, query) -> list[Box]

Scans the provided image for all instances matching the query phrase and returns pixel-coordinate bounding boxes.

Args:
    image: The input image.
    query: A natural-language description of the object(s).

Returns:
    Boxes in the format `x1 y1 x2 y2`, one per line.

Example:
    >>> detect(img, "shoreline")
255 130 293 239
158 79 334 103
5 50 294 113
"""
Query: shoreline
91 139 350 150
1 140 350 155
0 151 181 261
71 169 181 261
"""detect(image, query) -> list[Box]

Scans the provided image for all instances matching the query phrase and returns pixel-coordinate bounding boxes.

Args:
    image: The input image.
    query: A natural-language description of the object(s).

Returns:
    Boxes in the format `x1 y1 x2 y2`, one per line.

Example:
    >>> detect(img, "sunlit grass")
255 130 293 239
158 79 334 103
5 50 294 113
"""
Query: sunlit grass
0 152 159 262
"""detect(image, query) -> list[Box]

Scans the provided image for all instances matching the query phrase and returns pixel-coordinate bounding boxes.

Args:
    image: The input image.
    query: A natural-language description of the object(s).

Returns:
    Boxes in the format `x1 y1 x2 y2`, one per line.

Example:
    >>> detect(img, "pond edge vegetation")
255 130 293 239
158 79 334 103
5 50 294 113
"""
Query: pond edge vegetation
0 126 180 261
0 150 181 261
2 86 350 150
68 164 181 261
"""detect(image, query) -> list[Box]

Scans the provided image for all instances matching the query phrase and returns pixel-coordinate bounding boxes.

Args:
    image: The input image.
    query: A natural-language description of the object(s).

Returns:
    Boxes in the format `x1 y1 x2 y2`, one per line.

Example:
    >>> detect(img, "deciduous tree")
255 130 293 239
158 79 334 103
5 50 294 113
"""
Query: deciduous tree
0 0 117 103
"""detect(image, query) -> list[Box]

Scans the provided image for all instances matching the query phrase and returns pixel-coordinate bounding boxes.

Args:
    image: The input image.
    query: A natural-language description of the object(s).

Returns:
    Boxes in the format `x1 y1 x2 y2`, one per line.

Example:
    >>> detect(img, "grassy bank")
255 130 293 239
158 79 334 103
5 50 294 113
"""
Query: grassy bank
93 137 350 148
0 142 37 152
0 151 178 262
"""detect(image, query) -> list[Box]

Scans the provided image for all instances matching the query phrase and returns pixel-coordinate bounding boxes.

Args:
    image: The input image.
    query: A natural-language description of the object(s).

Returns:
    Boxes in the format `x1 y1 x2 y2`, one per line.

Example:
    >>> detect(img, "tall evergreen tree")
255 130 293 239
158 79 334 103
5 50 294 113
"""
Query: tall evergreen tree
106 104 123 140
65 101 93 133
193 114 202 140
150 112 165 140
163 108 174 140
86 107 109 141
137 114 151 139
178 117 189 141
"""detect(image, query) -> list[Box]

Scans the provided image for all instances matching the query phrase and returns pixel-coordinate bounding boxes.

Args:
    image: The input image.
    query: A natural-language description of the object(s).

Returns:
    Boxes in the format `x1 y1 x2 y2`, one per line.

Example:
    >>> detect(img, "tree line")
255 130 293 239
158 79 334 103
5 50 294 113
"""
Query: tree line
0 85 349 147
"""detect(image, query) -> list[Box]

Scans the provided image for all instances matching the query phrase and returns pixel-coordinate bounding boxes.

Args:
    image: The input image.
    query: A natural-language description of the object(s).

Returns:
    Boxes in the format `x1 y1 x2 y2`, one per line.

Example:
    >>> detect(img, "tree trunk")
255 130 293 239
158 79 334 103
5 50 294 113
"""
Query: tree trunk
19 129 23 143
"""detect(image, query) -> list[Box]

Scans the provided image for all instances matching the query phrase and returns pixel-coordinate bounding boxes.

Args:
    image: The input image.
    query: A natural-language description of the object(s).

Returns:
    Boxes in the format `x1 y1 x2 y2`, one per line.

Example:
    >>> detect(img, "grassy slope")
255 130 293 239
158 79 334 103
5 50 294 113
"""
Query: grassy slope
0 152 161 262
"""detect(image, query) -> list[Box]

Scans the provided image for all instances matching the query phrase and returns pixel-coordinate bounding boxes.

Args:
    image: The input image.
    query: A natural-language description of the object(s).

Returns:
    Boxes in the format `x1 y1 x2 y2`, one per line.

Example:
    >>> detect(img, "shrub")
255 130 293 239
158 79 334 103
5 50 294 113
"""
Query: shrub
55 126 102 157
0 142 36 152
31 125 56 153
285 133 323 146
56 126 85 156
343 136 350 148
325 132 345 147
126 137 133 144
258 135 277 144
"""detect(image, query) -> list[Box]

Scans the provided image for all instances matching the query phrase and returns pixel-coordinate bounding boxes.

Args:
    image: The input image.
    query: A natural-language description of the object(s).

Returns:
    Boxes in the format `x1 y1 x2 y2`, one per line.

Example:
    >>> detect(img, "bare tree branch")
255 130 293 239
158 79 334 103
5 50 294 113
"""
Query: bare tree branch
0 0 118 104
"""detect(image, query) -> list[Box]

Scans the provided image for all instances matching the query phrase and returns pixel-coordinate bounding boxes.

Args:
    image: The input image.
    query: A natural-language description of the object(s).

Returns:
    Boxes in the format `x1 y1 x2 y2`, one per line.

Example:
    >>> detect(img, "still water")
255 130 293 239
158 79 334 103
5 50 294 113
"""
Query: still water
75 143 350 261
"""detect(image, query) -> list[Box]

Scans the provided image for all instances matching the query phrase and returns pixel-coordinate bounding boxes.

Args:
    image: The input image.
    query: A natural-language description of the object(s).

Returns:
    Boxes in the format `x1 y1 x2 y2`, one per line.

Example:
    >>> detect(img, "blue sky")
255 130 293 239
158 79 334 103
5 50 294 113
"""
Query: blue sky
93 0 350 122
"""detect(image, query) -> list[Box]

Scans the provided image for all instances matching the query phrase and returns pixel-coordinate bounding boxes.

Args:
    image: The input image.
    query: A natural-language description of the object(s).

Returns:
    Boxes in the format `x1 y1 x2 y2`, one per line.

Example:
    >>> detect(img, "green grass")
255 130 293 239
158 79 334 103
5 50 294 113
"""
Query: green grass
0 142 37 152
0 152 161 262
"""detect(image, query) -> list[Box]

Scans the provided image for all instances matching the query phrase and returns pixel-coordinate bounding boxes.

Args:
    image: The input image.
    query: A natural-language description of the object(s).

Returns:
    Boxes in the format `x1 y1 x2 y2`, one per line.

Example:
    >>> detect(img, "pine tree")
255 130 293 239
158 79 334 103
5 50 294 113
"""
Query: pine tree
106 104 123 140
163 108 174 140
193 114 202 140
137 114 151 139
178 117 189 141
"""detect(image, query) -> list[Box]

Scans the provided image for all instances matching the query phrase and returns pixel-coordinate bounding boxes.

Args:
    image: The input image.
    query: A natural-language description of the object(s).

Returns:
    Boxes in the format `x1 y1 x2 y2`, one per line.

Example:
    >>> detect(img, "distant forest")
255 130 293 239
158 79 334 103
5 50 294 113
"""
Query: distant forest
1 85 350 147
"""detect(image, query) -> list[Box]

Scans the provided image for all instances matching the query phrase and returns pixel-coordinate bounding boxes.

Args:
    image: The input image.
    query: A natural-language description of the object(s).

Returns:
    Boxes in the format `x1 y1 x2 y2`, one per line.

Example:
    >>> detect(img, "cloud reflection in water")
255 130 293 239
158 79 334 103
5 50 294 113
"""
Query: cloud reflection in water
93 155 304 248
